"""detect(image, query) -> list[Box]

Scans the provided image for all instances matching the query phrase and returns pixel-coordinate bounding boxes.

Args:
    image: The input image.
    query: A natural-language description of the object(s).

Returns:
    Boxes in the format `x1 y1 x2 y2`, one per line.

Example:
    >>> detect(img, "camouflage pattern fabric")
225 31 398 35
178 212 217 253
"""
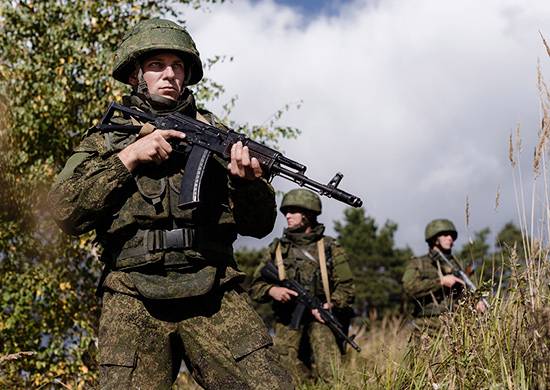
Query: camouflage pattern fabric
99 287 292 389
402 250 465 335
249 224 355 383
49 91 277 298
280 188 322 215
272 322 340 384
48 89 287 388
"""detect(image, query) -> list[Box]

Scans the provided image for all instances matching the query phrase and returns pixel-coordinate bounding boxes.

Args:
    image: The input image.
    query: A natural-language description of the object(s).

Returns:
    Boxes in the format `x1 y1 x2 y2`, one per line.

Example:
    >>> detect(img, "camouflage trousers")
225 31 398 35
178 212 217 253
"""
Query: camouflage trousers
272 321 341 384
98 287 293 389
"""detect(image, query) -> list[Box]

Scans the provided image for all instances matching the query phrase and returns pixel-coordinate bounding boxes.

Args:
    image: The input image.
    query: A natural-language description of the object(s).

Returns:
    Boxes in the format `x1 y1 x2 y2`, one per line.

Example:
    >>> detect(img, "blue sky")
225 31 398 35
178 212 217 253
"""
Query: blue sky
251 0 355 16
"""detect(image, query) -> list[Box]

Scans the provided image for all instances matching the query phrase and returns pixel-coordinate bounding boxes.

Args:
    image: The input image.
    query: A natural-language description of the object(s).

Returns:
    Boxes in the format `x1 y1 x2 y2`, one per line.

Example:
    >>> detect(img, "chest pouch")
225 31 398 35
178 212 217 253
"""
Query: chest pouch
135 175 167 208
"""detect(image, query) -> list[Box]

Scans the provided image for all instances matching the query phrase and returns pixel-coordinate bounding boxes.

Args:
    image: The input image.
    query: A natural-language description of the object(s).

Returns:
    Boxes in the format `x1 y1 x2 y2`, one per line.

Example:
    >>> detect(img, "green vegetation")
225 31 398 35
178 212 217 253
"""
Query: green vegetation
1 1 549 388
335 208 412 316
0 0 298 387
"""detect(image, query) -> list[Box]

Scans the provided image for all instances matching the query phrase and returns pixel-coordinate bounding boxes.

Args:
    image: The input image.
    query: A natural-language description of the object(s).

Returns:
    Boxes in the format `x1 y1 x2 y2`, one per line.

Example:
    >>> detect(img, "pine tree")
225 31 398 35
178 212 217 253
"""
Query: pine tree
334 208 412 317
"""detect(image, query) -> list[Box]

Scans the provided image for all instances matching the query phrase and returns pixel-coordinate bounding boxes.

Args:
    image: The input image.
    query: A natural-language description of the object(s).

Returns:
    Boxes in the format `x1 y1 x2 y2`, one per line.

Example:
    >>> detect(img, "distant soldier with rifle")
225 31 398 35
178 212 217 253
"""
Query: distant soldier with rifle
250 189 356 384
49 18 293 389
402 219 487 336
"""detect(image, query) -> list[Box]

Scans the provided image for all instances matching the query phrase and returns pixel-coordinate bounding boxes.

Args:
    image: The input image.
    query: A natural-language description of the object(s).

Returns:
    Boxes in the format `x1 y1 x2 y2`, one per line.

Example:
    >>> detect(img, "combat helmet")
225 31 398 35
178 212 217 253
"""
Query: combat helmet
425 219 457 243
280 189 322 216
112 18 203 86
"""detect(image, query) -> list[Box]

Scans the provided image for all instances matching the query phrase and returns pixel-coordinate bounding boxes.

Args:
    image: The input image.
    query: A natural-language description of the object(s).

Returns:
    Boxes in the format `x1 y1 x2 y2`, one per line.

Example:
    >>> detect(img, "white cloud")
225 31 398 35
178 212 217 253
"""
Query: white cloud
180 0 550 253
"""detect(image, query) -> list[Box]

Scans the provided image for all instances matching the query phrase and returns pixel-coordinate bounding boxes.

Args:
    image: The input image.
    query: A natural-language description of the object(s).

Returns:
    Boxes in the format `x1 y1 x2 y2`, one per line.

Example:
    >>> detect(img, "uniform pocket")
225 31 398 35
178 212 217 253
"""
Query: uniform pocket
219 290 273 360
98 292 141 367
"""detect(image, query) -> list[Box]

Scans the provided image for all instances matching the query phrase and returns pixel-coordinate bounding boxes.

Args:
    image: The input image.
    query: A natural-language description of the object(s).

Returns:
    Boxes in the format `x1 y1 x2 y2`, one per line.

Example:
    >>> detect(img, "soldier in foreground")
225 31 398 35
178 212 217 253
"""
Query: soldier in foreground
402 219 486 336
48 18 292 389
250 189 355 384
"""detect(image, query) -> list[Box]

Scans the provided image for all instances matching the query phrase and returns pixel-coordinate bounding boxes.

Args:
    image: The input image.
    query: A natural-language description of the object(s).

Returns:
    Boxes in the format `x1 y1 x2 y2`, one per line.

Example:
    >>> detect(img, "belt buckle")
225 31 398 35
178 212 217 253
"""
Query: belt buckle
165 229 183 249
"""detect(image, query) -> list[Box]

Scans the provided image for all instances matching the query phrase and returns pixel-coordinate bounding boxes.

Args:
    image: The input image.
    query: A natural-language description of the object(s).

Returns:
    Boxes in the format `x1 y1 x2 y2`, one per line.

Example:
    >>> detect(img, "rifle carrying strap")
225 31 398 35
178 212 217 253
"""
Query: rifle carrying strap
274 242 286 280
317 238 331 305
196 111 210 125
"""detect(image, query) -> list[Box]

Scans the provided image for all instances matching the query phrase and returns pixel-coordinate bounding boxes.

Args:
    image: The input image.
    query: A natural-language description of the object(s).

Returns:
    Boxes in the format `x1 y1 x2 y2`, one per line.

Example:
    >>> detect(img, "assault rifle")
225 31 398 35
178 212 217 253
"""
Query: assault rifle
433 248 490 309
98 102 363 209
260 262 361 353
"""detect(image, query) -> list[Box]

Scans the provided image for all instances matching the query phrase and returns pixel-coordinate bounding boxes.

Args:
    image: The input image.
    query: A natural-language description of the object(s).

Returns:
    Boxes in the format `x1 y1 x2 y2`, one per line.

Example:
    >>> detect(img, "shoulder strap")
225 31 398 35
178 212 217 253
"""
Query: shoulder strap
317 238 331 305
274 242 286 280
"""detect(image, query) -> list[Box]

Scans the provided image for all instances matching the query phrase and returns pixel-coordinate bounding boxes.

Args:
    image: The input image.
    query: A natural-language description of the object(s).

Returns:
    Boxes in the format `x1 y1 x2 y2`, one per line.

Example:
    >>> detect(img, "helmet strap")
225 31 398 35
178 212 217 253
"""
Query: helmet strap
133 64 151 100
133 62 181 111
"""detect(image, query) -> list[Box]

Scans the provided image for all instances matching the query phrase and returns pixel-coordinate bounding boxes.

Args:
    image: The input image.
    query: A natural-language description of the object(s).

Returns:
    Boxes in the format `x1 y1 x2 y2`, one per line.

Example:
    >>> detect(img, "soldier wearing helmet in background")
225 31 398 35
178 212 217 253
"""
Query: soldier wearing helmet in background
402 219 485 336
49 19 292 389
249 189 355 384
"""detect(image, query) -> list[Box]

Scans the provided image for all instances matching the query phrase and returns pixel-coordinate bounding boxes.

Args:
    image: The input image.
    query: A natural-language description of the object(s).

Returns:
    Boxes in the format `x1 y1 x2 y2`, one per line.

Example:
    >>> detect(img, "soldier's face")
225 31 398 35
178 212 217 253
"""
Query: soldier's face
435 233 454 251
140 53 186 100
285 210 305 229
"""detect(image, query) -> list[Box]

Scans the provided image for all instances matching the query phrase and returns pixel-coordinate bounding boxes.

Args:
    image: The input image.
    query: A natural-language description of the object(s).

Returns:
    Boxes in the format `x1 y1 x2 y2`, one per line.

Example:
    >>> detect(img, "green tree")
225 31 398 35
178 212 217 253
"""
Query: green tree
457 228 491 263
495 221 526 260
334 208 412 317
0 1 298 387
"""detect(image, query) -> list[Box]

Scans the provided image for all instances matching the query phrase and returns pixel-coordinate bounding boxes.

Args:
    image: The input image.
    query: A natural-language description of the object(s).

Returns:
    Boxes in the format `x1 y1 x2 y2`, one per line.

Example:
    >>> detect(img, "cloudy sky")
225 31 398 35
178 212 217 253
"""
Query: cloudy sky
181 0 550 254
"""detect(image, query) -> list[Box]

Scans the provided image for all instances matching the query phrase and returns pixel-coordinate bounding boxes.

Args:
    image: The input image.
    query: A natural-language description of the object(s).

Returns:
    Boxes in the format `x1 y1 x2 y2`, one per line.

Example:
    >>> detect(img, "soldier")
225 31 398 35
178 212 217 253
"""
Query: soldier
402 219 486 335
48 18 293 389
249 189 355 384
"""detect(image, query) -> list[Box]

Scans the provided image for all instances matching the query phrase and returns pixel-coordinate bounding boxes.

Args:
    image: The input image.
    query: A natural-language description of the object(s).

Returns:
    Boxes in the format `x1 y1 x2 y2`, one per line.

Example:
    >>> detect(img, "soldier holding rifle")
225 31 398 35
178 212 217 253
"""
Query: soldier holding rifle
49 18 293 389
402 219 487 336
250 189 356 384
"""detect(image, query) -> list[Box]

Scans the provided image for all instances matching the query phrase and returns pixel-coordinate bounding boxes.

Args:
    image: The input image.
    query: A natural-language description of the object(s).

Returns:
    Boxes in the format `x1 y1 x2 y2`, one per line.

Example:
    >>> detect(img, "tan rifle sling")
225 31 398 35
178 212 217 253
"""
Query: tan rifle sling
317 238 332 305
195 111 211 125
274 242 286 280
274 238 331 305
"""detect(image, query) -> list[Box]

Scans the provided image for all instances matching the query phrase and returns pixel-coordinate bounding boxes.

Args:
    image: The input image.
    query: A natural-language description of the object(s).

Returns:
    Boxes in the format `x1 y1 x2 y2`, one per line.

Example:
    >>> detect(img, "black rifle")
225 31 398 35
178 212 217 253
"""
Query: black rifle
260 262 361 352
433 248 490 309
98 102 363 209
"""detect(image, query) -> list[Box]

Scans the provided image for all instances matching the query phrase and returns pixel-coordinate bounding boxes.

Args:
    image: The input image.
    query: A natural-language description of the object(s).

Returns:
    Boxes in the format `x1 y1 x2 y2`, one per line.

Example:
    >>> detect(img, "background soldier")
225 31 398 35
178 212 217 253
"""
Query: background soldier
48 18 292 389
402 218 485 336
249 189 355 384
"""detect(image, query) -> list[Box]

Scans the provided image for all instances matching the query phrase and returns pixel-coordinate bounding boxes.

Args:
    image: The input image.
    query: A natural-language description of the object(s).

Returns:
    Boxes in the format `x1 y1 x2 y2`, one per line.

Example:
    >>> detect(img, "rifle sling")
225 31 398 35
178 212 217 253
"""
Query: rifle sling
275 242 286 280
274 239 331 304
317 238 331 305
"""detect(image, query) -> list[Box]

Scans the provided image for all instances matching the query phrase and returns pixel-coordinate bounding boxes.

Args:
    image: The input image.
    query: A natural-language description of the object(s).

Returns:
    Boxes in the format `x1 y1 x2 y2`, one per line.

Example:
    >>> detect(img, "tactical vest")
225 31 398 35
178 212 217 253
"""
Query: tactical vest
77 109 237 272
411 252 463 317
272 236 335 300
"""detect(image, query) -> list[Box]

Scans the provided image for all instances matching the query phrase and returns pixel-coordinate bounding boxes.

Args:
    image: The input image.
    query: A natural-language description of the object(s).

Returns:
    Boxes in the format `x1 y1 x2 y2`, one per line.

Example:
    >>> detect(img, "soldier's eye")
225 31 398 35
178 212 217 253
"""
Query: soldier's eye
146 61 163 70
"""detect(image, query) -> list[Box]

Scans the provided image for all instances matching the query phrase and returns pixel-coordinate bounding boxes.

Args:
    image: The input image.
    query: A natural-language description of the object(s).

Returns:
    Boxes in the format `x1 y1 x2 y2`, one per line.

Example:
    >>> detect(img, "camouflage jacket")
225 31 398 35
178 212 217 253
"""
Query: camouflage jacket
402 250 465 317
49 91 276 299
249 224 355 324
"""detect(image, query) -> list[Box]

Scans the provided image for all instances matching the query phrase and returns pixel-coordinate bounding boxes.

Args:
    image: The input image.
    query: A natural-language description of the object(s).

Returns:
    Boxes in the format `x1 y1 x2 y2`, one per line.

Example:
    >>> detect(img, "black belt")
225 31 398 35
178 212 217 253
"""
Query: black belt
114 228 232 261
144 228 196 251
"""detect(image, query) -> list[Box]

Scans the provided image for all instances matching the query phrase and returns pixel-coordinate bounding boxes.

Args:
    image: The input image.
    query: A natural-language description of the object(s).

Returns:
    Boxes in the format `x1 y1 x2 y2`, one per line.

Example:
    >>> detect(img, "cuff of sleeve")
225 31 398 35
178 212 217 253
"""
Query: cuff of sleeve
110 154 134 185
228 176 270 191
260 284 275 301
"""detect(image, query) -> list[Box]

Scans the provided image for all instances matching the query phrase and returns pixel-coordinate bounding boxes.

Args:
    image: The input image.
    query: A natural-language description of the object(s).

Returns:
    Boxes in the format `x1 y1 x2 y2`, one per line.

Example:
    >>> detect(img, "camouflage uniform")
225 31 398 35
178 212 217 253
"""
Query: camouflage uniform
402 219 464 336
250 222 355 384
49 19 292 390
